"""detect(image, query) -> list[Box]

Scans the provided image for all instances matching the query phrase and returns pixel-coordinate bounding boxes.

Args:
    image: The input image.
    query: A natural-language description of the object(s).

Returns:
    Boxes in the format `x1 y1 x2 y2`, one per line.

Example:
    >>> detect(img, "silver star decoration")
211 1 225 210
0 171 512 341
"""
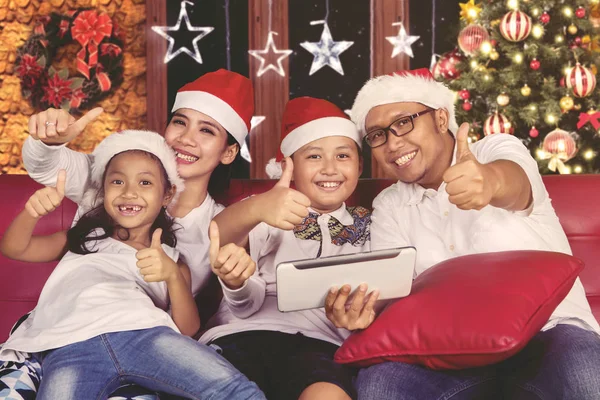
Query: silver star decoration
240 116 266 163
386 22 420 58
151 1 214 64
300 22 354 76
248 32 293 77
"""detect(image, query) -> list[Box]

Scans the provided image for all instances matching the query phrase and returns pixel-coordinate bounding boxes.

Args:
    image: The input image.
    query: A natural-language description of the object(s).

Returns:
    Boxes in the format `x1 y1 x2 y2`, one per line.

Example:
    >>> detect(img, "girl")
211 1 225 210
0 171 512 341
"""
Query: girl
3 69 255 398
0 130 264 400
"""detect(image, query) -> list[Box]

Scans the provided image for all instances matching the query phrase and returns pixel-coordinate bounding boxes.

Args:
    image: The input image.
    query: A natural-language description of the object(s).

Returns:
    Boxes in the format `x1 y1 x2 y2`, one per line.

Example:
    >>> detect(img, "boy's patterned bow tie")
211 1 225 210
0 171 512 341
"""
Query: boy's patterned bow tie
293 206 371 257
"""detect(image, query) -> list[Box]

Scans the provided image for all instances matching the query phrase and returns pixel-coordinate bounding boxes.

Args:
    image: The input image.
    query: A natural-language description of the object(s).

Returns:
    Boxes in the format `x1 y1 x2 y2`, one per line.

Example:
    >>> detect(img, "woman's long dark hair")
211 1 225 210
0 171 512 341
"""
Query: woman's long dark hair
67 151 178 254
208 132 244 196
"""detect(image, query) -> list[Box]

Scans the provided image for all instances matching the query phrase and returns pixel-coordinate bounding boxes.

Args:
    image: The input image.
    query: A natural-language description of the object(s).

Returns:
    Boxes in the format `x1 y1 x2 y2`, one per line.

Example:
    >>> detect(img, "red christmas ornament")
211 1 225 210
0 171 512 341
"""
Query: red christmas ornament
540 12 550 25
574 37 582 45
566 63 597 98
530 58 541 70
500 10 532 42
543 129 577 161
459 89 471 100
560 77 565 87
529 126 539 138
575 7 586 19
462 100 473 111
432 48 464 80
490 39 497 47
484 112 511 136
458 24 490 55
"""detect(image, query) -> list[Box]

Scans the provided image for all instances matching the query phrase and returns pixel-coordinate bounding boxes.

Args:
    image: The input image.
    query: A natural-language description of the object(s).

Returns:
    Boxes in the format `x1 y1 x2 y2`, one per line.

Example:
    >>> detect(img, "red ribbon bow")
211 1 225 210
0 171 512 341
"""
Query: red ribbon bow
70 11 113 80
577 112 600 130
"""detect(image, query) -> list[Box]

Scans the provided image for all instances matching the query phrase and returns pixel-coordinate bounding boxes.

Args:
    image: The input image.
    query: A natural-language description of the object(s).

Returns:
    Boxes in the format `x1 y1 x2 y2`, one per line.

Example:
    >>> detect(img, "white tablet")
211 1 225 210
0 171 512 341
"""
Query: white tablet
276 247 416 312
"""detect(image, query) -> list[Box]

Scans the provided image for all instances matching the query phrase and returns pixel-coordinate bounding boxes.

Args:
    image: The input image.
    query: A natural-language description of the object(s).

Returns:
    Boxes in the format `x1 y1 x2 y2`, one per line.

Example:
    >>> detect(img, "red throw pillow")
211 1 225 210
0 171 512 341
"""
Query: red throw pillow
334 251 583 370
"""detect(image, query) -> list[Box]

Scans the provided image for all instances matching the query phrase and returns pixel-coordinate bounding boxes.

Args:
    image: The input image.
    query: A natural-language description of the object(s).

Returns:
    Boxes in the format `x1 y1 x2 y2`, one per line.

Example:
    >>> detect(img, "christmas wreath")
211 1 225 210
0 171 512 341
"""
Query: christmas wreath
16 9 124 112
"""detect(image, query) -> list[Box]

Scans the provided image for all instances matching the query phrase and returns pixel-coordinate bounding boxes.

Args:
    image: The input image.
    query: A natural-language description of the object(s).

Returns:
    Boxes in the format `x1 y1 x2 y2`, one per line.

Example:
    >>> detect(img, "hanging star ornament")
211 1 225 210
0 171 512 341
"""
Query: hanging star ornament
248 32 293 77
240 116 266 163
386 22 420 58
300 21 354 76
459 0 482 23
151 0 214 64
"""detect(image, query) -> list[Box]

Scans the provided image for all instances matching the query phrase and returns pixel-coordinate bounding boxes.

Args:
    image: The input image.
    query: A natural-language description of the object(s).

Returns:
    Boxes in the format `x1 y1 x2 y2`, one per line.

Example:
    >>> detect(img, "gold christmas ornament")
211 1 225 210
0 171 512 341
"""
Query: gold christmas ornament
520 84 531 96
490 50 500 60
568 24 578 35
497 92 510 106
459 0 483 23
560 95 574 111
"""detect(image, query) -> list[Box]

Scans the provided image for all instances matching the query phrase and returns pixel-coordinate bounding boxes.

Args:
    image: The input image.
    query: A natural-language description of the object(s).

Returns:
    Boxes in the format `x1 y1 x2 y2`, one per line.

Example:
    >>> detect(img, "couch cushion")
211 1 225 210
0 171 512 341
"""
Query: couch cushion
334 251 584 370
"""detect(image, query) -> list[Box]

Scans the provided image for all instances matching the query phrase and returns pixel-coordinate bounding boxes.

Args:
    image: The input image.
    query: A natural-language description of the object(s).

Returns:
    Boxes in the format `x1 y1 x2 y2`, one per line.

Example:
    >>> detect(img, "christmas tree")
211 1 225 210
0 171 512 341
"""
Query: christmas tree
435 0 600 174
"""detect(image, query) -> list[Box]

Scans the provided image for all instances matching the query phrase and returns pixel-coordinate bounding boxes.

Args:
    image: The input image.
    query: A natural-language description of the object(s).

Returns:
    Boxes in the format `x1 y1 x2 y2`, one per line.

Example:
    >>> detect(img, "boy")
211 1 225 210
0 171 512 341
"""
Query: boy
200 97 376 400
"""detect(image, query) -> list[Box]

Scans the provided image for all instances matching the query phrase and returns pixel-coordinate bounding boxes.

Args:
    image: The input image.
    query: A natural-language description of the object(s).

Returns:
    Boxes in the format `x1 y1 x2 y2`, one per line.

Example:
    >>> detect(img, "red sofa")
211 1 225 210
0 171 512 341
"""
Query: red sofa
1 175 599 342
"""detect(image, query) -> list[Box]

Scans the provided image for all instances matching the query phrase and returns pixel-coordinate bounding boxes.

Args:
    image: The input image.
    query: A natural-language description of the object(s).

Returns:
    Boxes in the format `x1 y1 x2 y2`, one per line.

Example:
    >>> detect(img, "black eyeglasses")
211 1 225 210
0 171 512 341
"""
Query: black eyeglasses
364 108 436 148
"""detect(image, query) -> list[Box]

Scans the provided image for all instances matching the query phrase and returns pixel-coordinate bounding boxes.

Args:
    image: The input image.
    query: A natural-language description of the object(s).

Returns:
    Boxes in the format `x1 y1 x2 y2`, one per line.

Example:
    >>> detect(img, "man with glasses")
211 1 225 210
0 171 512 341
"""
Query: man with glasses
324 68 600 399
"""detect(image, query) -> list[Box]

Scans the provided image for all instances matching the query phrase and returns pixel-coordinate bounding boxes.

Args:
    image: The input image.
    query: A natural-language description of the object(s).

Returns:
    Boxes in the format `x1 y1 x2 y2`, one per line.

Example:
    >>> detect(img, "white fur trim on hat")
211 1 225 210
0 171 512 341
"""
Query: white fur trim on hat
281 117 361 158
172 91 248 145
90 130 184 203
350 73 458 137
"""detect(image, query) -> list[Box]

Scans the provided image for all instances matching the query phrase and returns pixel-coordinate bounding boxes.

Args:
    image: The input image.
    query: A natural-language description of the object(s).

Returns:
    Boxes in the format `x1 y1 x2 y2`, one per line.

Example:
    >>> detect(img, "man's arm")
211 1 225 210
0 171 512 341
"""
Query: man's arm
443 123 533 212
486 160 532 211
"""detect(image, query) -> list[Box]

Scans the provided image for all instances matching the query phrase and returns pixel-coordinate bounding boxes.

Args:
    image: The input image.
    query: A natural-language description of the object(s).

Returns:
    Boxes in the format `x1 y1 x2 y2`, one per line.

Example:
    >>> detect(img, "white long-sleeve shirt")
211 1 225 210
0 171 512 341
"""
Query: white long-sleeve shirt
199 204 371 346
0 237 180 362
21 137 223 296
370 133 600 334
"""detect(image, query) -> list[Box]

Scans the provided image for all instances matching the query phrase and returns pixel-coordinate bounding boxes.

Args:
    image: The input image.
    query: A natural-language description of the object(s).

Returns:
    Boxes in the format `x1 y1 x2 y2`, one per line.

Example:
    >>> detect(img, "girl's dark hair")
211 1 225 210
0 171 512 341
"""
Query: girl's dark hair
67 150 178 254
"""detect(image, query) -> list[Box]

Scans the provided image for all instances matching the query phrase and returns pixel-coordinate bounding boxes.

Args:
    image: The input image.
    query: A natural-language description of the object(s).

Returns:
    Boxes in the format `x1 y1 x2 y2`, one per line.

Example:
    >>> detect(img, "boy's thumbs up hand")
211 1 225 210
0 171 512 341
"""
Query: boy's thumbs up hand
442 123 497 211
258 157 311 230
208 221 256 290
136 228 180 283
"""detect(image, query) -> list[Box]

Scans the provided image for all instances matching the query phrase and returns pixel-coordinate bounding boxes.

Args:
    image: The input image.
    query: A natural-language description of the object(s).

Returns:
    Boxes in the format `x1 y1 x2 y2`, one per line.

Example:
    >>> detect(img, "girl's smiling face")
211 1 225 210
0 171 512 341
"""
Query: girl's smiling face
103 151 174 240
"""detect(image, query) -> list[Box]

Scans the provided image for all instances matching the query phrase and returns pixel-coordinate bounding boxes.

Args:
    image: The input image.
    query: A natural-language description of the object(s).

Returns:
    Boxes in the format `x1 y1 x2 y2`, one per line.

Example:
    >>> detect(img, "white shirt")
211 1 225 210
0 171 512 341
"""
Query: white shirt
21 137 224 296
370 133 600 333
199 204 371 346
0 237 180 362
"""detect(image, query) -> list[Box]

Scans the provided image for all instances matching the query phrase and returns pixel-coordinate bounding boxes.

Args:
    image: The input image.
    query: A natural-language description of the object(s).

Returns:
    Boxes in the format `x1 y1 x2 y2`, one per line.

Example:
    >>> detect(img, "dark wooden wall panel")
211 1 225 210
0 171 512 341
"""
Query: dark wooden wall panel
248 0 290 179
145 0 167 134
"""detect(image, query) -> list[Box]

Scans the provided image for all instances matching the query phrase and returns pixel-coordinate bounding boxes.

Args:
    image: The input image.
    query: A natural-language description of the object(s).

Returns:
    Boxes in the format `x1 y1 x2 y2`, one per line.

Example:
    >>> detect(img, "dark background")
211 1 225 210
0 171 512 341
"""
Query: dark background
165 0 462 177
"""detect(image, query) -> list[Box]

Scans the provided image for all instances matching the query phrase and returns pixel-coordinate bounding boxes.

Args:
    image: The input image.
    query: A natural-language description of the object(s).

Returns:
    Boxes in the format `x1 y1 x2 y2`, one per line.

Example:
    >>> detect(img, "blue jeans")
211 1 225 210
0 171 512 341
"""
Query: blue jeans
356 324 600 400
34 326 265 400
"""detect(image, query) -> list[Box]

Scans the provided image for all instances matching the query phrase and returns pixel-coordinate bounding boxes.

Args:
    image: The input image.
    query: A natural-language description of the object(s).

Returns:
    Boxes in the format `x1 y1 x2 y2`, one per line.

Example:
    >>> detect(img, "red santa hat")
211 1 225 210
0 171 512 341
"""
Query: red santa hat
350 68 458 138
265 97 360 179
83 130 184 210
172 69 254 146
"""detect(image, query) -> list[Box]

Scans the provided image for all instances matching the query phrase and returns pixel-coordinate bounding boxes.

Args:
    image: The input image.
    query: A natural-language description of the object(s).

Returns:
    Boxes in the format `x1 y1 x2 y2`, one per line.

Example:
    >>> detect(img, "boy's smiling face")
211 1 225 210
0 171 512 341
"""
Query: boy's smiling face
291 136 362 214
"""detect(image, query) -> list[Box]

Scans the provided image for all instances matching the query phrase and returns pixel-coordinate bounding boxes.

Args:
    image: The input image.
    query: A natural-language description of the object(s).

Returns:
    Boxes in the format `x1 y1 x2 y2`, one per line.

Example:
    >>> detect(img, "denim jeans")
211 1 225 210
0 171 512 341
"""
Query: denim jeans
356 324 600 400
34 326 265 400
